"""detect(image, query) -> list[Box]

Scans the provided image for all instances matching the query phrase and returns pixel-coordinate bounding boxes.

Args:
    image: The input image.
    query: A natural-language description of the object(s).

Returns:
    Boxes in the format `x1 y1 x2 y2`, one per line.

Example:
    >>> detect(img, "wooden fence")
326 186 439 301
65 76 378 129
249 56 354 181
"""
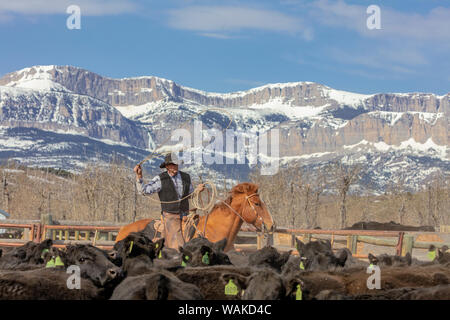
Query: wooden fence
1 218 449 258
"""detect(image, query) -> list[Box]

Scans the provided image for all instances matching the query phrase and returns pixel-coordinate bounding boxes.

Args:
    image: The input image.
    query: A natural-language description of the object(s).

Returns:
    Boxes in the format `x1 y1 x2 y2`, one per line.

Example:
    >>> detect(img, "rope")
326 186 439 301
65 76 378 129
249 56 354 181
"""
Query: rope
143 180 217 213
136 108 233 214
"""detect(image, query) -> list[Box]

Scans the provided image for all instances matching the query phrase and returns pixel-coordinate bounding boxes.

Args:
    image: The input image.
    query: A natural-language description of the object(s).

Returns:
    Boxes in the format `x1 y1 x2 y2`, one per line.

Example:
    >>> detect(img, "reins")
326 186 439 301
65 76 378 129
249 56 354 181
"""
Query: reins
195 192 264 237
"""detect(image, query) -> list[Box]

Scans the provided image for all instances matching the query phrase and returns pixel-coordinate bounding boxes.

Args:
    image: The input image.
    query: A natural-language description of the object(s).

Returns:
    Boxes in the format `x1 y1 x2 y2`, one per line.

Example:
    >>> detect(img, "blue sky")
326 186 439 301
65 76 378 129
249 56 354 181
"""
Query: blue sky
0 0 449 95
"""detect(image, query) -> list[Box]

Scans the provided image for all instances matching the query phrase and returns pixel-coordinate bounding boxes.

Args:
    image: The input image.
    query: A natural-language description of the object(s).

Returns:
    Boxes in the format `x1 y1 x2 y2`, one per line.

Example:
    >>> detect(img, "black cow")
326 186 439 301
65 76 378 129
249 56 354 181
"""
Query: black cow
114 232 164 276
246 246 292 273
368 252 412 268
179 237 231 267
0 268 103 300
110 269 203 300
293 238 348 271
64 244 123 289
0 239 53 270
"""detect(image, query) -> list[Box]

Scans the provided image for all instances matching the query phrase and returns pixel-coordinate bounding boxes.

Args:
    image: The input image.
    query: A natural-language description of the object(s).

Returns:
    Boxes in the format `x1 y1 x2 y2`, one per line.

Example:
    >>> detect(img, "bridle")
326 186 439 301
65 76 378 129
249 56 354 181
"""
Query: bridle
218 193 264 231
194 192 269 239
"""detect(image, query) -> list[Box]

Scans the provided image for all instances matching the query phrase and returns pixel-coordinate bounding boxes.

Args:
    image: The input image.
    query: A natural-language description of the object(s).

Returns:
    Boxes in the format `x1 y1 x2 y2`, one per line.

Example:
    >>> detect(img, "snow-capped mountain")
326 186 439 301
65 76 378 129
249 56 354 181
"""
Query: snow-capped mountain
0 65 448 192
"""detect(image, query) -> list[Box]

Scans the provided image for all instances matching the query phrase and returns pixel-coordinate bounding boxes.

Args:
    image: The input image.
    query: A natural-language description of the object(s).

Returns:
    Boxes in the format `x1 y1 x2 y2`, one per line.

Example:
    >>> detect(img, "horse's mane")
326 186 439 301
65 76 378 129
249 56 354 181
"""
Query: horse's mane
210 193 233 211
209 182 259 212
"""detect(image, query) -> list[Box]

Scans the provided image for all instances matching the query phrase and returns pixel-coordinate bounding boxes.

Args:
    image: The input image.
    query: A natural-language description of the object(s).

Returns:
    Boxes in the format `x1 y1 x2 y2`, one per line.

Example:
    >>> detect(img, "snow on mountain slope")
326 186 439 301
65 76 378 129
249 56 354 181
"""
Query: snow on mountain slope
3 65 71 92
0 65 448 193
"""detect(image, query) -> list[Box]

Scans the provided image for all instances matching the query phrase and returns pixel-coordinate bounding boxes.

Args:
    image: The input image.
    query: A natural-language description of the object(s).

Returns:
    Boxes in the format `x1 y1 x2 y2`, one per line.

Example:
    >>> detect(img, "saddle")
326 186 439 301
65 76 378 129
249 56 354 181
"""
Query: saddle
151 213 200 243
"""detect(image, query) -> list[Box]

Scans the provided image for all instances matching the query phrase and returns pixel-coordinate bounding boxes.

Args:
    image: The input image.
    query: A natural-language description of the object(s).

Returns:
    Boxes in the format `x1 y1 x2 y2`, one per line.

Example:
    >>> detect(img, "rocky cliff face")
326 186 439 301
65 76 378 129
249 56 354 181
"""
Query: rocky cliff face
0 85 149 149
0 65 448 191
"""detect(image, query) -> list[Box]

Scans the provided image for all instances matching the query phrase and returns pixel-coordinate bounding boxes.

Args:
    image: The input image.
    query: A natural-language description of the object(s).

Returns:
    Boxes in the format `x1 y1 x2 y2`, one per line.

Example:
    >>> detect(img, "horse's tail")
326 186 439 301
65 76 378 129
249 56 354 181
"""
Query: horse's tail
115 219 153 242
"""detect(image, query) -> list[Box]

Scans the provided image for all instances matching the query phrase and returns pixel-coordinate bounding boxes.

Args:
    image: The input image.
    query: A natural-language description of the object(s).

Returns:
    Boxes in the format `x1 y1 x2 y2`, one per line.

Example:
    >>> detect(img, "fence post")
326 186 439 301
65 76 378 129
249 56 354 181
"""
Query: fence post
347 235 358 254
304 233 311 242
402 235 414 256
265 233 274 247
396 232 404 256
40 214 53 240
291 234 296 248
257 233 262 249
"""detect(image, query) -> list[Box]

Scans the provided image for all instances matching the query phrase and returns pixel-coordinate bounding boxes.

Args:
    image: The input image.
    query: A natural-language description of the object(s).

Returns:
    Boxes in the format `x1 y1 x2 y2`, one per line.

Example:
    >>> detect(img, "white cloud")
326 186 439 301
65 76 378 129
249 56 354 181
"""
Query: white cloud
198 32 234 39
0 0 137 16
309 0 450 43
167 5 312 40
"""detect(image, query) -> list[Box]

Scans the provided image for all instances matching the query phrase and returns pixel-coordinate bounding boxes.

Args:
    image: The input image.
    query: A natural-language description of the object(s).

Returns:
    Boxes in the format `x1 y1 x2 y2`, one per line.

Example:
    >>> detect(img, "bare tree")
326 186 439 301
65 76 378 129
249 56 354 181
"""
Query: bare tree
331 160 361 229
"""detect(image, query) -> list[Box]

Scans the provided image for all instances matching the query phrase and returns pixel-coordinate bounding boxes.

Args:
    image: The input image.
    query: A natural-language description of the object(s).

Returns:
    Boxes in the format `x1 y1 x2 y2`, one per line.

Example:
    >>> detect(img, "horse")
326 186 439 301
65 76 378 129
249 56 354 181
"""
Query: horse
115 182 274 252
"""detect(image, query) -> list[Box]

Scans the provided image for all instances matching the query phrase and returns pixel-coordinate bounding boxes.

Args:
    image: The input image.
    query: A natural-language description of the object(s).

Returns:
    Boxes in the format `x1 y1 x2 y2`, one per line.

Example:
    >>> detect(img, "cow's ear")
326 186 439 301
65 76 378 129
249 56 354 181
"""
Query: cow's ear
284 276 304 299
322 239 332 250
214 238 227 252
200 245 212 256
154 238 165 255
404 252 412 265
295 238 305 253
278 250 292 266
41 239 53 247
221 273 249 291
335 248 349 266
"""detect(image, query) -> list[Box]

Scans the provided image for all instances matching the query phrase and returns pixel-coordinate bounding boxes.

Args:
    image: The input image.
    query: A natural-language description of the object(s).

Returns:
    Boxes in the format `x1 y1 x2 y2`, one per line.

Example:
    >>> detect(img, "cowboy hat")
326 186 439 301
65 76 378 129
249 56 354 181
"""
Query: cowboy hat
159 153 183 168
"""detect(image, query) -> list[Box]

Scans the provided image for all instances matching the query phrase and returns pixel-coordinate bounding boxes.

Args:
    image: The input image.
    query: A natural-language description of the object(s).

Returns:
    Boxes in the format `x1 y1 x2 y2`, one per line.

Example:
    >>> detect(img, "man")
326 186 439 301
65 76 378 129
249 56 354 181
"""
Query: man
134 153 205 250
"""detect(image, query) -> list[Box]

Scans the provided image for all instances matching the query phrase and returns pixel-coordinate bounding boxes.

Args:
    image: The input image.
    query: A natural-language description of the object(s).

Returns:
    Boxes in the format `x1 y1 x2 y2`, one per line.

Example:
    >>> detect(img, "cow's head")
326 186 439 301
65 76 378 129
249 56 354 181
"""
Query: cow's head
65 244 123 287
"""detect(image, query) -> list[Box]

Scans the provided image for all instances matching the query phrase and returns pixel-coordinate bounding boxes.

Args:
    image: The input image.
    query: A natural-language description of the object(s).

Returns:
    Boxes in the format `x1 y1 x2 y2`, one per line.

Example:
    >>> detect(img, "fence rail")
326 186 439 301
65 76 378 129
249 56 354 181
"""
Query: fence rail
1 219 449 258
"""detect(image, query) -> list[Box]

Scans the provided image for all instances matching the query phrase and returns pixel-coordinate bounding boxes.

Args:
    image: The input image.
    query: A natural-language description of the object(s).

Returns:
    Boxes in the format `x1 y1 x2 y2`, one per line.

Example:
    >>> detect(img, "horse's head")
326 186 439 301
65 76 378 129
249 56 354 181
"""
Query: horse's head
231 182 275 232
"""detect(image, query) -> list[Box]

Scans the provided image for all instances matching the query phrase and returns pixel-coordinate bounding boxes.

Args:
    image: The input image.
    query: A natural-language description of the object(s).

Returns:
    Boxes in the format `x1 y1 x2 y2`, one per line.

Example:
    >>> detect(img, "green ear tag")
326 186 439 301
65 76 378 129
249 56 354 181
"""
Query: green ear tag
158 251 162 259
181 260 186 267
46 258 56 268
155 243 159 249
54 256 64 267
299 261 305 270
369 263 374 268
185 255 189 260
428 250 436 261
128 241 134 253
41 248 49 259
225 279 238 296
296 284 302 300
202 252 210 265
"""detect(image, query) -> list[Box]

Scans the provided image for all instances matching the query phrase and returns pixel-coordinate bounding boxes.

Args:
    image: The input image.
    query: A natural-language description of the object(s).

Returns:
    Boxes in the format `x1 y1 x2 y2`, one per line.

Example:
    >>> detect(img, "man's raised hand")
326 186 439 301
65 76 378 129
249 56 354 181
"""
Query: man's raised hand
134 164 143 180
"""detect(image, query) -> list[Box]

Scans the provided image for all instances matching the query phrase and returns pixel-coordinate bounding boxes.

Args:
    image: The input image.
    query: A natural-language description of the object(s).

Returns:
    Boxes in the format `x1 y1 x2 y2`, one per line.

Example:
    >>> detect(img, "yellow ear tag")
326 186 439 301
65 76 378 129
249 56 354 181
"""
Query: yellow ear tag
128 241 134 253
428 250 436 261
55 256 64 267
41 248 49 259
369 263 374 268
158 251 162 259
299 261 305 270
202 252 210 265
45 258 56 268
225 279 238 296
155 243 159 249
181 260 186 267
296 284 302 300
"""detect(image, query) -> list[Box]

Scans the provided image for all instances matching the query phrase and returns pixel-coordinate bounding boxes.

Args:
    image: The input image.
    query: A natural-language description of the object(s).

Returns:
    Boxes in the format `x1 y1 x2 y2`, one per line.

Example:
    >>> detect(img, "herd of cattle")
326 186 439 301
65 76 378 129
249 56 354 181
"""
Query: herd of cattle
0 232 449 300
